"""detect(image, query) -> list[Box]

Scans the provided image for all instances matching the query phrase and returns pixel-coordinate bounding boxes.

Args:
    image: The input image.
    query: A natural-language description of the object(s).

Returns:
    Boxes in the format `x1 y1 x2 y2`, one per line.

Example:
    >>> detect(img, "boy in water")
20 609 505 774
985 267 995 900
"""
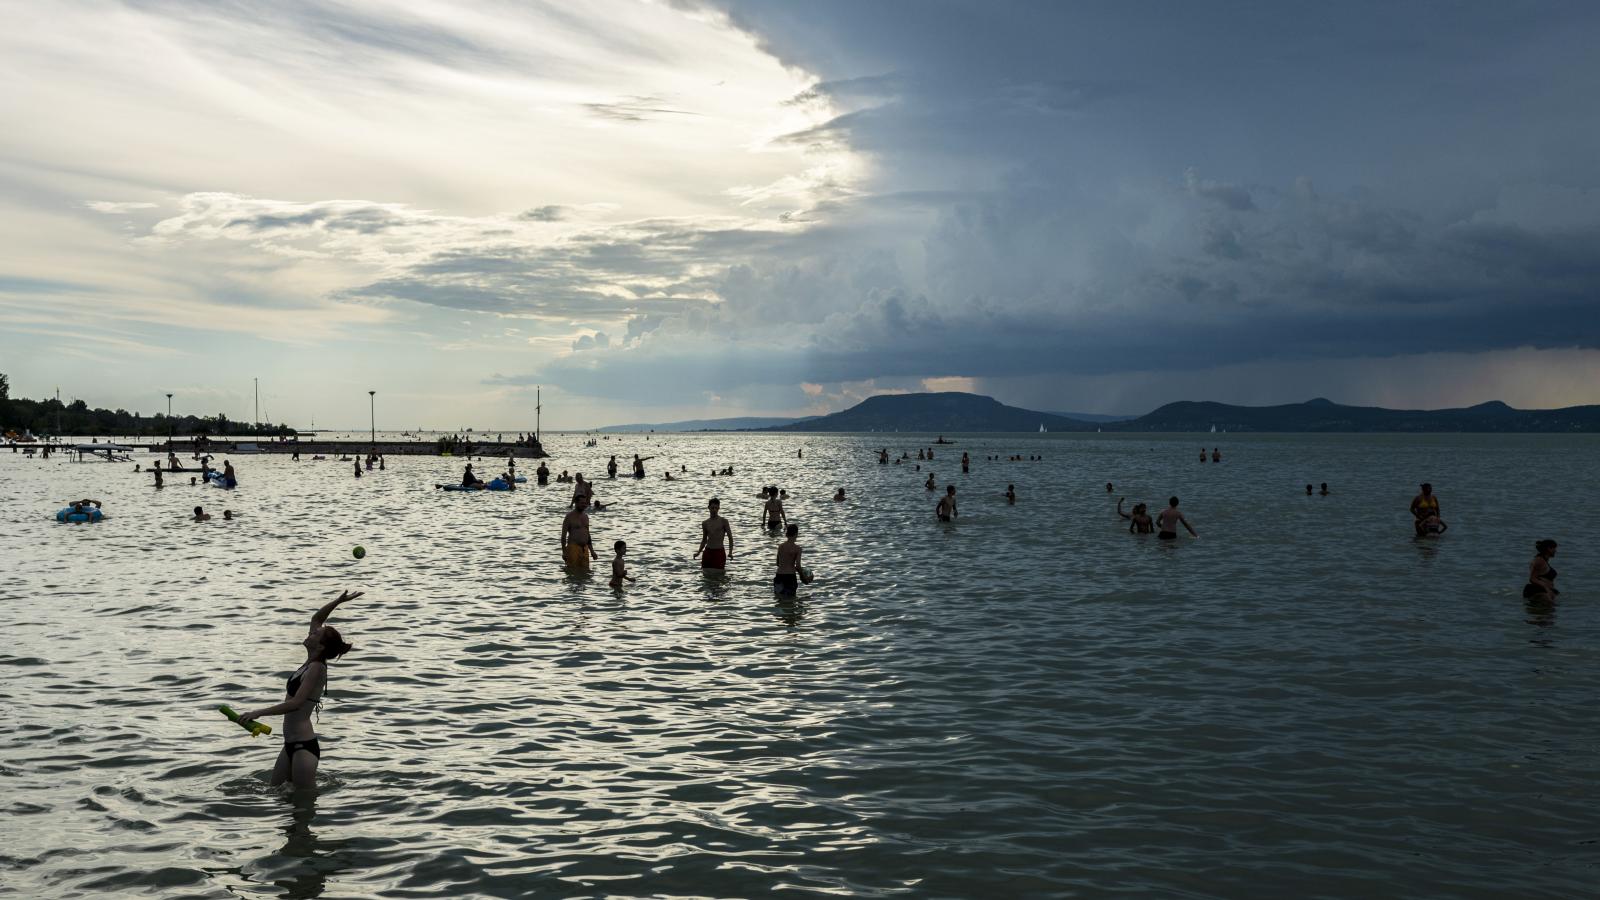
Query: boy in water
774 524 802 596
609 540 635 590
696 498 734 569
936 485 958 522
761 487 787 530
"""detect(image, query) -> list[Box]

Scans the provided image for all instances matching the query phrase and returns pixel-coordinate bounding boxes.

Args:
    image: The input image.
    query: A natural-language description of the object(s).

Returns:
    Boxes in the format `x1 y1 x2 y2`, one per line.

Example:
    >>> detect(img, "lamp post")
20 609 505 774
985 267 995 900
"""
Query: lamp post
368 390 376 447
166 393 173 445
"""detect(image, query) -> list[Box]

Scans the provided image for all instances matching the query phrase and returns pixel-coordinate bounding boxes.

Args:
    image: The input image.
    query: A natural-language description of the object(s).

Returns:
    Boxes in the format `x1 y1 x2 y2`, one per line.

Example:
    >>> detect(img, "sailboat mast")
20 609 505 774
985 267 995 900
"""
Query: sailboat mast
536 385 541 439
254 377 259 430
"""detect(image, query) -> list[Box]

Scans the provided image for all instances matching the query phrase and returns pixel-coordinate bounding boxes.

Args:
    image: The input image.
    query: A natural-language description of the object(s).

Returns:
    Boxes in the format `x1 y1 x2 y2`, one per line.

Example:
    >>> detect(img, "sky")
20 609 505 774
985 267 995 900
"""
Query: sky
4 0 1600 429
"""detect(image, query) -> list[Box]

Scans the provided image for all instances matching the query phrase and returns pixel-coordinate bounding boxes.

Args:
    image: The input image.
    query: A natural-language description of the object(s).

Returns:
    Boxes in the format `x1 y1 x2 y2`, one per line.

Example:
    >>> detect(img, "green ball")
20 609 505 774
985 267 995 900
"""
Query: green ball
353 546 366 559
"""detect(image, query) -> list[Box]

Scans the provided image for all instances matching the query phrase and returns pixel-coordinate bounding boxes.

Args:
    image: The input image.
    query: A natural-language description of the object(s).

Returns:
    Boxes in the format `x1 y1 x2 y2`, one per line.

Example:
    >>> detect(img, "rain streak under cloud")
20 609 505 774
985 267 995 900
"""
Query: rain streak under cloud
4 0 1600 426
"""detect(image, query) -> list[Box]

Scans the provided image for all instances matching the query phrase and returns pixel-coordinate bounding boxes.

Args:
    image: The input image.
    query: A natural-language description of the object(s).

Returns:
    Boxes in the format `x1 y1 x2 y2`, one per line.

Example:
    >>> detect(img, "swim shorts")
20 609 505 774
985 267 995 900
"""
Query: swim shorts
563 542 591 568
702 548 727 569
774 573 798 594
1158 531 1177 540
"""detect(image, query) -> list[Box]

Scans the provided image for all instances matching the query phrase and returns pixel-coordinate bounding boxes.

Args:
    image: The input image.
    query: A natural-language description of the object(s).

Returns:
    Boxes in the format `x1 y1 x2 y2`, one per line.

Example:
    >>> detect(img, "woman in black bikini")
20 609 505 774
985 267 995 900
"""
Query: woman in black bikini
234 591 360 790
1523 540 1559 599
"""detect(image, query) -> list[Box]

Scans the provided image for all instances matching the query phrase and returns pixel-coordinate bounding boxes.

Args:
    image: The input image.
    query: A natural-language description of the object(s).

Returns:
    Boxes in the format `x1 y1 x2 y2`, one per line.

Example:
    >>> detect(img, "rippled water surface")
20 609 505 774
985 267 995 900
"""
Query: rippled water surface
2 432 1596 898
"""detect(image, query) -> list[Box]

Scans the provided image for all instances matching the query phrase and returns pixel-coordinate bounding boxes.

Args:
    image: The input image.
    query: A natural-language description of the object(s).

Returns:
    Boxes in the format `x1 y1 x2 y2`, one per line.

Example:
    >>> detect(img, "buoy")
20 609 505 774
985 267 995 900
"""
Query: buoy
353 546 366 559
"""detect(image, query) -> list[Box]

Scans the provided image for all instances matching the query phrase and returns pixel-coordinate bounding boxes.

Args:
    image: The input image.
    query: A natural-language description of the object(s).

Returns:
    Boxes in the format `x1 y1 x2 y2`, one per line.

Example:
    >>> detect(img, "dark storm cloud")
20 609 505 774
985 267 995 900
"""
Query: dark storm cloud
486 0 1600 400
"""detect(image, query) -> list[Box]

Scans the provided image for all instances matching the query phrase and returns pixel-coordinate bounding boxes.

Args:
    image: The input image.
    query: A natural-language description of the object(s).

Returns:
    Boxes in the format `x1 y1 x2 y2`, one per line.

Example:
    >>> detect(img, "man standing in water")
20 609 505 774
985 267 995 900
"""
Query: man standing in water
1156 496 1198 540
936 485 958 522
695 498 734 570
607 455 618 479
561 495 598 569
571 472 594 509
536 460 550 486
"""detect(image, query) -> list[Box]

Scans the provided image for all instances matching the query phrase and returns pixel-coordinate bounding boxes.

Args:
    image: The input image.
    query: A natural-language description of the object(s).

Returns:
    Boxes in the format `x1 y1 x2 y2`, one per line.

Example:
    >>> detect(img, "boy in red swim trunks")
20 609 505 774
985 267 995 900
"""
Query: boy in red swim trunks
695 497 734 569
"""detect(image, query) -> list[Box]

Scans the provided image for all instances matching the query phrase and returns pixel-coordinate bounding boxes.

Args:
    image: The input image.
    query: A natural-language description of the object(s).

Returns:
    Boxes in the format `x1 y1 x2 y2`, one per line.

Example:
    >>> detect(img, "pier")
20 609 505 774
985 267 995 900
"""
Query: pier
9 437 550 459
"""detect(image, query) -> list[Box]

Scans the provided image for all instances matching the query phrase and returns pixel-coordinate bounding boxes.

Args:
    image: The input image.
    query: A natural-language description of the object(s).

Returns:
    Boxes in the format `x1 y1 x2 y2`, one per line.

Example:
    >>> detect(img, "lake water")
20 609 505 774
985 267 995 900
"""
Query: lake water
2 432 1595 899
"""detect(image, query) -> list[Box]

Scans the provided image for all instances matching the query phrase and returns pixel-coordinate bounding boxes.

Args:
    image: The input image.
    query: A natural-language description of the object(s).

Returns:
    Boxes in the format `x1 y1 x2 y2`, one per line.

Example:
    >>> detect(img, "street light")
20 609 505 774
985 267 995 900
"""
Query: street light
368 390 376 447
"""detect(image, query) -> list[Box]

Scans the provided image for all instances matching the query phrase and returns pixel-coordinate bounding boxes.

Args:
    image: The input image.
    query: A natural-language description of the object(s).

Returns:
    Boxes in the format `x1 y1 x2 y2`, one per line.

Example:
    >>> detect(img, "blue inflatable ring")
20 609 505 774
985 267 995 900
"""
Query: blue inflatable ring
56 506 104 523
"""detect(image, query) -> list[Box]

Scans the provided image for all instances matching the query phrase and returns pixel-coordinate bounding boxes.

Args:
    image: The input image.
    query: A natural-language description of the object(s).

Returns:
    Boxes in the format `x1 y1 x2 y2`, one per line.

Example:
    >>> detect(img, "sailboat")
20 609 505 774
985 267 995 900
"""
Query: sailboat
1039 423 1047 433
1209 424 1217 433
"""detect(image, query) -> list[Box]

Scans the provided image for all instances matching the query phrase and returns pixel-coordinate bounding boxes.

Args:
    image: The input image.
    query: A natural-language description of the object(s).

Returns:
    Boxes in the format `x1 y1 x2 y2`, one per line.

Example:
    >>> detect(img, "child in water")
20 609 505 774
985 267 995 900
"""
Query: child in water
609 540 634 590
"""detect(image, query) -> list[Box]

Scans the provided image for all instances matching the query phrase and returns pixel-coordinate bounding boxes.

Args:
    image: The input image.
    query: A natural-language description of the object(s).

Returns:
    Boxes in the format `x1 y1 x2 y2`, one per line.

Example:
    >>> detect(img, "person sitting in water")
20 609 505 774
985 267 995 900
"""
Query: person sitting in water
536 461 550 486
774 524 803 597
232 590 361 791
193 505 211 522
1005 484 1016 504
561 495 598 569
1409 483 1439 525
663 472 675 481
696 498 733 569
833 488 846 502
1523 539 1559 599
609 540 635 590
1156 496 1197 540
936 485 958 522
223 509 237 520
760 487 787 530
1118 499 1155 534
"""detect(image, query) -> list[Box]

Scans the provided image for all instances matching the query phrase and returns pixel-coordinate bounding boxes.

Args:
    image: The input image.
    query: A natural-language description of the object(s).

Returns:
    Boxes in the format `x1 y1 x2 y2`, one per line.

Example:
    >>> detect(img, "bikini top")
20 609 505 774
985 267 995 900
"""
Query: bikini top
1536 563 1557 582
1415 495 1438 512
287 662 312 698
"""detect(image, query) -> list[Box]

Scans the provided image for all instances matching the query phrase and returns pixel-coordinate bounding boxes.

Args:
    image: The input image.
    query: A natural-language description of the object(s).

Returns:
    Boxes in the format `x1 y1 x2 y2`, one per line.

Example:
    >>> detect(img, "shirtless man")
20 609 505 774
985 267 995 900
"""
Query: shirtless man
571 473 594 509
1118 498 1154 534
561 496 598 569
760 487 787 530
925 472 936 491
632 454 654 479
1155 496 1197 540
695 498 734 569
607 455 618 479
536 461 550 486
774 524 803 597
936 485 958 522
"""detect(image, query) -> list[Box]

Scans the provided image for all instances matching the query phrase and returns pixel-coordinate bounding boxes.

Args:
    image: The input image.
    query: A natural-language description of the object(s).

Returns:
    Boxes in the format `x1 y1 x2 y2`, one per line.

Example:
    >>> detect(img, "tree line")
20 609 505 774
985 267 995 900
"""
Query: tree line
0 374 296 438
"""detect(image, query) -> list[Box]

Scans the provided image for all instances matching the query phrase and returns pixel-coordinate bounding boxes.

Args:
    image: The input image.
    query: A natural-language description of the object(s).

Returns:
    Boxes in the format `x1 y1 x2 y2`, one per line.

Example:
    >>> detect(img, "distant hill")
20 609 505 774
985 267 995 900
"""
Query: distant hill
1113 397 1600 432
598 416 813 433
761 392 1097 432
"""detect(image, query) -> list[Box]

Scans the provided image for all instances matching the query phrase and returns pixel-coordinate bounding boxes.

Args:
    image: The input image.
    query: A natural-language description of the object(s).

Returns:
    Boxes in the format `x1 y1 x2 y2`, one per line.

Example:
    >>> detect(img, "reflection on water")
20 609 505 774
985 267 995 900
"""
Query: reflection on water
2 432 1597 898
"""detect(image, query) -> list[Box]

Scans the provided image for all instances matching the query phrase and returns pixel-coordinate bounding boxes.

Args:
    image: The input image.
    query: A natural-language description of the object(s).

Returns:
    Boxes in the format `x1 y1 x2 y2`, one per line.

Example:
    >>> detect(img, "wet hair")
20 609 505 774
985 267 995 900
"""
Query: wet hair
193 506 203 516
1169 496 1180 506
319 624 354 662
709 497 720 507
1421 483 1432 491
614 540 626 553
1536 539 1558 555
786 523 799 538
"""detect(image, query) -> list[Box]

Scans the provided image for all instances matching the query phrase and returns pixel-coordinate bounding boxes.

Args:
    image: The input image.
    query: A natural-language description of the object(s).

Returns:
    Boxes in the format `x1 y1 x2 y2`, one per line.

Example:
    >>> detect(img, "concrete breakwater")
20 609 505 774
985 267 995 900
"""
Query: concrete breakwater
154 438 550 459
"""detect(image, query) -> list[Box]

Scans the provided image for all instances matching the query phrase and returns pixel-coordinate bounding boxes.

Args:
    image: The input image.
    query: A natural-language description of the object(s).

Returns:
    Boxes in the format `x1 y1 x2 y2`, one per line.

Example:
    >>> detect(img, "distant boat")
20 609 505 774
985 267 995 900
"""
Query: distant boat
1039 424 1046 433
1210 424 1217 433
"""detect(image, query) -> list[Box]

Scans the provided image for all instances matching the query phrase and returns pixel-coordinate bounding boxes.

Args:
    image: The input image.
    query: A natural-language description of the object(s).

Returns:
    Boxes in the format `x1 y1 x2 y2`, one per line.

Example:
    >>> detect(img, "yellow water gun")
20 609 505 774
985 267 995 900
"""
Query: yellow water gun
219 705 272 737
